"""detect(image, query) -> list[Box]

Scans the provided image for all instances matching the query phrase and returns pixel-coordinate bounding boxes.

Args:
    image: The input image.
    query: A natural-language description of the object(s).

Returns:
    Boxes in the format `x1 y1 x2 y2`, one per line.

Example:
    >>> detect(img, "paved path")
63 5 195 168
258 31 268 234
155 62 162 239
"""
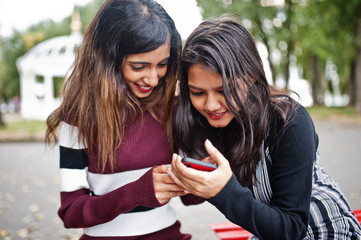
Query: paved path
0 117 360 240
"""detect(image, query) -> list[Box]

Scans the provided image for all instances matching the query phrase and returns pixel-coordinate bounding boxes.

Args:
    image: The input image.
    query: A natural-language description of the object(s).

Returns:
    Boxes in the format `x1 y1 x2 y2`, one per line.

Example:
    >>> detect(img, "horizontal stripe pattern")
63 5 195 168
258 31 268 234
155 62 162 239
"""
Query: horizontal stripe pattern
59 121 86 149
87 166 169 196
60 168 89 192
60 146 88 169
58 121 177 237
84 204 176 237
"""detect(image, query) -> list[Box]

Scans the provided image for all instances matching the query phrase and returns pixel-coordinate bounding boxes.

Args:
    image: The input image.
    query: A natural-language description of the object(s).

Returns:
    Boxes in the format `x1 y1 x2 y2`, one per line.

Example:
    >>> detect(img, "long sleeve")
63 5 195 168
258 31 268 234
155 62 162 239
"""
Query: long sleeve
180 194 206 206
58 122 162 228
208 106 316 239
57 111 179 238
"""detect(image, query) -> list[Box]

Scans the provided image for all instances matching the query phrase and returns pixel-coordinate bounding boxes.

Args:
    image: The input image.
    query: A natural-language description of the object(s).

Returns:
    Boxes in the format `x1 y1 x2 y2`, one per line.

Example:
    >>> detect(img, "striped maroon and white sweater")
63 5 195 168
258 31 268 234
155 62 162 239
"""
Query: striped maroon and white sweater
58 111 190 240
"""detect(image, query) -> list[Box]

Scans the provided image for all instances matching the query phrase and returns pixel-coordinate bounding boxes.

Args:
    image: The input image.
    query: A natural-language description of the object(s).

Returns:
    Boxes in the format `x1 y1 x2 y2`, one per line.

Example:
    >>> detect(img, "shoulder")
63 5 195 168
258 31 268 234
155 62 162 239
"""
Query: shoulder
268 101 317 153
270 101 314 134
59 121 86 149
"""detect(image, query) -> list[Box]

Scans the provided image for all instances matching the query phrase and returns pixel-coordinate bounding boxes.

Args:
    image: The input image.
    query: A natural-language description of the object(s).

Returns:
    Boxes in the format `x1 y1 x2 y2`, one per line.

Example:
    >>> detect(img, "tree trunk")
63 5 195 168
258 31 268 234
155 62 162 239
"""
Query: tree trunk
283 0 293 90
0 111 5 127
284 47 291 90
310 55 324 105
349 61 356 106
264 36 277 85
354 11 361 113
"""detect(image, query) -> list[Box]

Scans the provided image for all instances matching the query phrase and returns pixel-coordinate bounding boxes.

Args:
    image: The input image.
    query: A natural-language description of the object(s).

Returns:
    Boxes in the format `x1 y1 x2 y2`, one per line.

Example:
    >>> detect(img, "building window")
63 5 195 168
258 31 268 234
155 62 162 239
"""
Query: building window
35 75 45 99
35 75 44 84
53 76 64 98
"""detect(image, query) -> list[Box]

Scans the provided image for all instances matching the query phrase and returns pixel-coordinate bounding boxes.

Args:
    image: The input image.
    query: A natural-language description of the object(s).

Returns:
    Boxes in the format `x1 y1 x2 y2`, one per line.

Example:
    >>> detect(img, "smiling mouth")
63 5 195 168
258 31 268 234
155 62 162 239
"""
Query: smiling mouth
208 111 226 119
135 83 153 93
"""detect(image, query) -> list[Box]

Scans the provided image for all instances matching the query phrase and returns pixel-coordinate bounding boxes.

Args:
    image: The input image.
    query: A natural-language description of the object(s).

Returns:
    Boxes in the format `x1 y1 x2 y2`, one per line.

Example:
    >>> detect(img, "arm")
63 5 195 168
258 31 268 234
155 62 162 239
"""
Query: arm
59 164 161 228
210 107 315 239
180 194 206 206
169 107 316 239
58 122 183 228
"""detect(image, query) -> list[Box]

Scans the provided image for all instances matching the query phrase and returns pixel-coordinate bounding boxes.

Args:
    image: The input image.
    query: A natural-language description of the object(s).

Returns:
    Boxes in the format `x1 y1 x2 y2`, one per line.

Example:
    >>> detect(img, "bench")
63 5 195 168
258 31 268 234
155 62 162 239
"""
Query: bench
210 222 251 240
211 209 361 240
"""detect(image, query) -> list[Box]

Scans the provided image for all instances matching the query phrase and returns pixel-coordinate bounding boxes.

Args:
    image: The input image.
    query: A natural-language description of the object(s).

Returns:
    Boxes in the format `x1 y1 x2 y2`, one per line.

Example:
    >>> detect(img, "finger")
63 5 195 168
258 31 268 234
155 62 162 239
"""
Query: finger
202 156 217 164
154 171 177 184
169 191 187 198
173 155 209 180
169 157 208 191
170 153 181 173
153 164 169 174
156 190 188 205
167 166 187 189
204 139 229 167
155 192 170 204
153 175 185 191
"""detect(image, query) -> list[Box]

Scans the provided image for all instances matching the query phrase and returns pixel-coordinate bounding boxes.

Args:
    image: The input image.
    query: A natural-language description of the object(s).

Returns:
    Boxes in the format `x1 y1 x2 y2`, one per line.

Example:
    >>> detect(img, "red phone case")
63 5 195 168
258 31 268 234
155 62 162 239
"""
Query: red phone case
181 157 217 172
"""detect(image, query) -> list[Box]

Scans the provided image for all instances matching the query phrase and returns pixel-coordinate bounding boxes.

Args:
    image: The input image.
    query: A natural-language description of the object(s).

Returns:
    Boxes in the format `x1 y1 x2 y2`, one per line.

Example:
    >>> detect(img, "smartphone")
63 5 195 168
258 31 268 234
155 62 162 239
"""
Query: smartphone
181 157 217 172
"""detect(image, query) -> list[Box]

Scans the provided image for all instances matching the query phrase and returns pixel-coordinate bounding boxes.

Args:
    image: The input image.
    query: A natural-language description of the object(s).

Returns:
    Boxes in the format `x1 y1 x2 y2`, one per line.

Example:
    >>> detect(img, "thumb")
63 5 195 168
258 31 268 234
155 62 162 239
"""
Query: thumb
204 139 229 167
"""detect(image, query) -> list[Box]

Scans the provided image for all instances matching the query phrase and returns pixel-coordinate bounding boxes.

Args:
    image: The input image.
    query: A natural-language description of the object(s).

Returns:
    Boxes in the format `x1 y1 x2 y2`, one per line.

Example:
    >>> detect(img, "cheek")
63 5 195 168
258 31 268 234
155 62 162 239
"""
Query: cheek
222 98 231 111
122 69 135 83
189 96 203 112
159 67 168 79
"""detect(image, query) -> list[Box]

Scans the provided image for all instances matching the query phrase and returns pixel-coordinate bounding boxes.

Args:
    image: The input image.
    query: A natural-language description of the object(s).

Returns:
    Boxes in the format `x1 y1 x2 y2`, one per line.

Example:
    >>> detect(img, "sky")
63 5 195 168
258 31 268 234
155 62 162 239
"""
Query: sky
0 0 203 39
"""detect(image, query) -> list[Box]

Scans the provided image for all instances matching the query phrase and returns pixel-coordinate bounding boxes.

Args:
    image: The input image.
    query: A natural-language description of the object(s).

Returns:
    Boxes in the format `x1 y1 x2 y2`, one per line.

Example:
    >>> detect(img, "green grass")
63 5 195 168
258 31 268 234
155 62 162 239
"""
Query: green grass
0 119 46 134
306 106 360 119
0 106 360 136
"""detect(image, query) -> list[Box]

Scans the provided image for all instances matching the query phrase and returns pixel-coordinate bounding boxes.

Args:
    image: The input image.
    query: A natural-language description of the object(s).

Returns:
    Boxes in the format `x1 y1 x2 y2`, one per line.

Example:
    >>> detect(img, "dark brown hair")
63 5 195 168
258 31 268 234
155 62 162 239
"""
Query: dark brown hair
174 16 295 186
46 0 181 172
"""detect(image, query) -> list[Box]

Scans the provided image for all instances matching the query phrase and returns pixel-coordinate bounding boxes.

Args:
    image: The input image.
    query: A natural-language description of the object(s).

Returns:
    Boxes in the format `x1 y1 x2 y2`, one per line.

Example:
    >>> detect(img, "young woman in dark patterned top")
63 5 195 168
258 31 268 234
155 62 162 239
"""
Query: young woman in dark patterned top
169 16 361 239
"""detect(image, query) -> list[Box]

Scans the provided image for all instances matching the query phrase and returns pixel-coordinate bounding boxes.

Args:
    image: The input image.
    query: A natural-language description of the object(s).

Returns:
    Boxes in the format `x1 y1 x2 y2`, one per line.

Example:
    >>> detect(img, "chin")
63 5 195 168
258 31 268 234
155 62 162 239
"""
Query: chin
209 122 228 128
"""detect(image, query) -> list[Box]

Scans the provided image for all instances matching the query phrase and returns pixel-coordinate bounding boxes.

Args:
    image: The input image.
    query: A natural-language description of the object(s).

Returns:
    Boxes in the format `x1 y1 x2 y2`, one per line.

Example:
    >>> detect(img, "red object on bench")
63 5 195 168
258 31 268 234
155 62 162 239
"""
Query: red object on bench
210 222 251 240
211 209 361 240
354 209 361 222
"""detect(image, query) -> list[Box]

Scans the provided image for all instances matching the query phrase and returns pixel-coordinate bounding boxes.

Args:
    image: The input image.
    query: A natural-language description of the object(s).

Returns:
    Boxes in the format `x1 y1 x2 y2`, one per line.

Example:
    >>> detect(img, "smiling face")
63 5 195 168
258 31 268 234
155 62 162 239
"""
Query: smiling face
122 42 171 98
188 64 235 128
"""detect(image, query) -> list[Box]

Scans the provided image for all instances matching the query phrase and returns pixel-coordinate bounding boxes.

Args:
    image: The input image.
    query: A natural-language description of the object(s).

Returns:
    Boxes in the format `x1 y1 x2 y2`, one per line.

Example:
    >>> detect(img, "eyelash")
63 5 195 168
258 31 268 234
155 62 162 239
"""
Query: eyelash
190 91 203 96
130 62 168 71
190 91 224 96
131 66 144 71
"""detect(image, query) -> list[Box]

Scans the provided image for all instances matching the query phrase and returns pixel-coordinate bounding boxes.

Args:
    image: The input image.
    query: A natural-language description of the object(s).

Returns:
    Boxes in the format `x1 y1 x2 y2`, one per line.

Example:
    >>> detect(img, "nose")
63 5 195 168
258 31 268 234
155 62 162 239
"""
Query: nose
143 68 159 87
205 94 221 112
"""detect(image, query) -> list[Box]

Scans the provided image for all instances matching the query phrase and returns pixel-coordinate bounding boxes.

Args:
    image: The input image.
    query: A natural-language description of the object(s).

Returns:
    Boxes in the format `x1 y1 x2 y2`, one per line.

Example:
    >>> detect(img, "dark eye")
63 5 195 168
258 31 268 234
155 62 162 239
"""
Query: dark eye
158 62 168 68
190 91 204 97
218 90 224 95
131 65 144 71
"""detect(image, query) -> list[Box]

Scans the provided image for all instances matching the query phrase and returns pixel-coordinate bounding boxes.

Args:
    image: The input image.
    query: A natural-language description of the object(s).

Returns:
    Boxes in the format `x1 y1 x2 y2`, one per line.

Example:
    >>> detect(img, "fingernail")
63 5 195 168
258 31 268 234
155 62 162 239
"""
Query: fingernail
205 139 213 147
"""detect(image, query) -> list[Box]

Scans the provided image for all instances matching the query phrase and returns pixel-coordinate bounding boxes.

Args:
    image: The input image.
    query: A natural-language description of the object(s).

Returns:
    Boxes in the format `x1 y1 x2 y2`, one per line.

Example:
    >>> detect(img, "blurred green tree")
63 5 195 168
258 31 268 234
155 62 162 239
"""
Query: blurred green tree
0 0 103 124
195 0 361 111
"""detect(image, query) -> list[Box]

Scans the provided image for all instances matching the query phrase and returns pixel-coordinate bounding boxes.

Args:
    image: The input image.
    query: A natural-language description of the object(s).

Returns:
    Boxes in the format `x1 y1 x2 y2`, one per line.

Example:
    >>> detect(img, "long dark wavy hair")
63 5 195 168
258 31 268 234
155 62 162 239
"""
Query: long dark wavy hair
46 0 181 172
174 16 296 186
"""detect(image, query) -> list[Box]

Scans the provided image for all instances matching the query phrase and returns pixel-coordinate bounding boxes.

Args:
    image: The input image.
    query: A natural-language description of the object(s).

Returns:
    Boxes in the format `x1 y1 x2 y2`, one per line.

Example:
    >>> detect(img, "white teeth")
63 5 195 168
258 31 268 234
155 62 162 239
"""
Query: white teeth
139 85 151 90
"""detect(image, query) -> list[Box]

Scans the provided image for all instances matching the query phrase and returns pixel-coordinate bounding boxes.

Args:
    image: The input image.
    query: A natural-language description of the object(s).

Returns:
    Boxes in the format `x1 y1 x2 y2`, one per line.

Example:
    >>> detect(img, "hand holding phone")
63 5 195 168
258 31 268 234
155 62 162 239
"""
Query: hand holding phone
181 157 217 172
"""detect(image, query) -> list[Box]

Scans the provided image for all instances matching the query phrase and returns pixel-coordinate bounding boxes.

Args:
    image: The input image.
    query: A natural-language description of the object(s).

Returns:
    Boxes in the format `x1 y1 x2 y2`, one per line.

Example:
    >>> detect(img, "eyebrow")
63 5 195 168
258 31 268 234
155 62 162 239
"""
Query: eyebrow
188 84 223 90
126 56 170 65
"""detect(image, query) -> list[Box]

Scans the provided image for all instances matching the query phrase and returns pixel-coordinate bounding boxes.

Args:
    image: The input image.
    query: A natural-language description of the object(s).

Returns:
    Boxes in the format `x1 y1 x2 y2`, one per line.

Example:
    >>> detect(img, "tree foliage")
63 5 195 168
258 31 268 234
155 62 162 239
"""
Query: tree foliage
0 0 103 124
0 0 103 109
195 0 361 109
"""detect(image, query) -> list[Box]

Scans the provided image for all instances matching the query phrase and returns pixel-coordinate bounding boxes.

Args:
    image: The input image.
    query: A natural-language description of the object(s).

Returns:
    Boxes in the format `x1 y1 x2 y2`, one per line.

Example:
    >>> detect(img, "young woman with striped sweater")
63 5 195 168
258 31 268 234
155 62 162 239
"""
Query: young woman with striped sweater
46 0 189 239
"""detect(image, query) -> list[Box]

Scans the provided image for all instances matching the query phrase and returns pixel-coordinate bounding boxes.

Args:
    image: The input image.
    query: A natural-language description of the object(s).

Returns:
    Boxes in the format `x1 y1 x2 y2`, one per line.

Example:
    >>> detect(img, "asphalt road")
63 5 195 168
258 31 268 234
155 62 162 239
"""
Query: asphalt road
0 117 360 240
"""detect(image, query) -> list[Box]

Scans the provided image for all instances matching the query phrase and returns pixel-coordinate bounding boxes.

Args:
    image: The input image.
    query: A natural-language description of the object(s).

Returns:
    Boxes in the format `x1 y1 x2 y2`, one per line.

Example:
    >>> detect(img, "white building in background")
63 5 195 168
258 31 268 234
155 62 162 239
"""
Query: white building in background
16 11 82 120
